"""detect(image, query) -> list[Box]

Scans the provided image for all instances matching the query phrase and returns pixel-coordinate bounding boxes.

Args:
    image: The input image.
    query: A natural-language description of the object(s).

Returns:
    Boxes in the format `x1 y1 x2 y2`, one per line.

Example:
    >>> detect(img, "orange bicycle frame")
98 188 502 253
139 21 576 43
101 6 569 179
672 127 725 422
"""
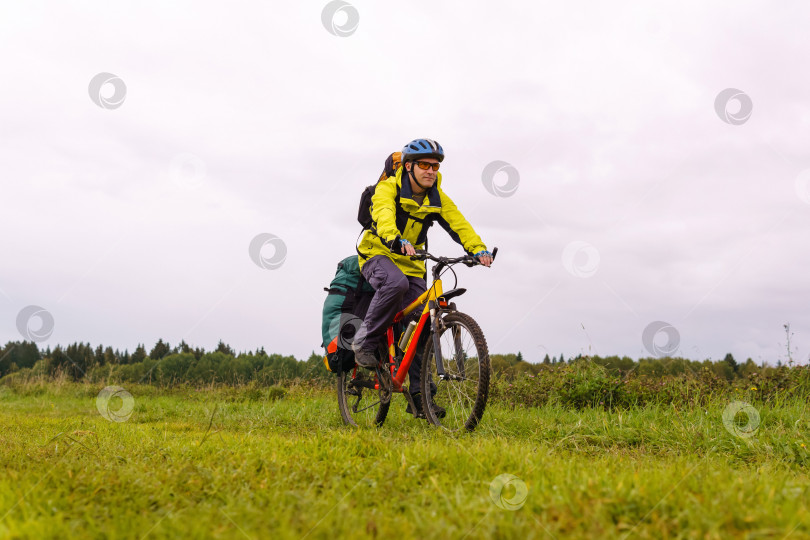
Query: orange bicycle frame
380 278 450 392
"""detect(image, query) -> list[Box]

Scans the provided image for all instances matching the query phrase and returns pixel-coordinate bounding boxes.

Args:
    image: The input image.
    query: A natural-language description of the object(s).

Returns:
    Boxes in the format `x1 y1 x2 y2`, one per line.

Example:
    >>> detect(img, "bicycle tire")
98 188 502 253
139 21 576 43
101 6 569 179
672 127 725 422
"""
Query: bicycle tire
420 311 490 432
337 360 390 428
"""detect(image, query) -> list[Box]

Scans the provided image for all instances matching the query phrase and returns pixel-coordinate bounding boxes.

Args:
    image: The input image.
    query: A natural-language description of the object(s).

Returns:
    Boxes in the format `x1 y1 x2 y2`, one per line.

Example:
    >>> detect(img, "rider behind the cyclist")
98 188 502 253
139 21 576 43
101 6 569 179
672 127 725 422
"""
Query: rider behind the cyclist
353 138 493 418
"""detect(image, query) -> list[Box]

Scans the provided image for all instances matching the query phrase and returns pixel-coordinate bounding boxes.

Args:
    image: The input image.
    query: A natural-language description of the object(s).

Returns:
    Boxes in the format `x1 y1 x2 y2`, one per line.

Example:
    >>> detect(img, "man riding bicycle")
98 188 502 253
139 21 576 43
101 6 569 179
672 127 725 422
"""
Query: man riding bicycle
353 138 493 418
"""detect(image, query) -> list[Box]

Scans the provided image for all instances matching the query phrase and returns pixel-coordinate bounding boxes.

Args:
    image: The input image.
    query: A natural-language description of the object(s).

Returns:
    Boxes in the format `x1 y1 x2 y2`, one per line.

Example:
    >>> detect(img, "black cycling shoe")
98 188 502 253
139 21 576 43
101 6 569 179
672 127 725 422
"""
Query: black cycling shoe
405 397 426 419
352 346 378 369
407 393 446 419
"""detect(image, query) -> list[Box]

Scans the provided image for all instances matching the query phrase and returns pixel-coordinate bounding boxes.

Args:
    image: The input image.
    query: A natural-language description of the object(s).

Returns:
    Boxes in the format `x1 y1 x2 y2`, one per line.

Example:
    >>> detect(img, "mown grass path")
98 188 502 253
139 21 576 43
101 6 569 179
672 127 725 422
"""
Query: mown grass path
1 383 809 539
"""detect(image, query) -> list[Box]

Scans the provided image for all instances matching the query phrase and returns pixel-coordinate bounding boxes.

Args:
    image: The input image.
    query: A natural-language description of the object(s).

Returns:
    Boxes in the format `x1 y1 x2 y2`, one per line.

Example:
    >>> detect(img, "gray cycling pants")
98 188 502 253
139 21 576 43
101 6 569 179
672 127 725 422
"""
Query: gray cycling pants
354 255 430 394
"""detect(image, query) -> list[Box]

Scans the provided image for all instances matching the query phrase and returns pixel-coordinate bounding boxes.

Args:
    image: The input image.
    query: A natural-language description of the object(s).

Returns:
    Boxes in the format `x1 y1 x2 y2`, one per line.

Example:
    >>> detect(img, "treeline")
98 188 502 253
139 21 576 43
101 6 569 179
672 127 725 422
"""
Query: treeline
0 340 329 385
491 359 810 410
489 352 770 382
0 339 796 387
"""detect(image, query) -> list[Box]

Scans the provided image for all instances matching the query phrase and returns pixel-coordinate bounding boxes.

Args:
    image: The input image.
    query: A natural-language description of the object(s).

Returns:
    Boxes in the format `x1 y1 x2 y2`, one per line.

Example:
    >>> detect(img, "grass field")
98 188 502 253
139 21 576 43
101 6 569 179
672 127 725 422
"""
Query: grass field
1 380 809 539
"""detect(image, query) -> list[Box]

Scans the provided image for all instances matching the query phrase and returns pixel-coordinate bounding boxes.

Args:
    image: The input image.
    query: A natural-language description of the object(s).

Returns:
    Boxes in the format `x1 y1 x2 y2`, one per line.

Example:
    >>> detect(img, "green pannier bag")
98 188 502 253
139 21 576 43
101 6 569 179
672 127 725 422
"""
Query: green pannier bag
321 255 375 373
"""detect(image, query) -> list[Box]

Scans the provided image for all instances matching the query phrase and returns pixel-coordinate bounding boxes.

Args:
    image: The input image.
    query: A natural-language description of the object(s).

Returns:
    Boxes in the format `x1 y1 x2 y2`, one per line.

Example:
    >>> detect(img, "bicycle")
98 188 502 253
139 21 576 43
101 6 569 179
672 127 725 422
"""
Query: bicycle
337 247 497 432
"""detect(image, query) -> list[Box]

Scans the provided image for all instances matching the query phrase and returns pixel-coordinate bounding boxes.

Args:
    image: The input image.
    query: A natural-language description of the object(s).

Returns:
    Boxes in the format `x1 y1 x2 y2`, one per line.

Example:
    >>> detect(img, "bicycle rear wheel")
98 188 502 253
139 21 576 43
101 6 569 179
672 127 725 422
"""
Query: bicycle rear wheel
337 351 391 428
420 311 490 432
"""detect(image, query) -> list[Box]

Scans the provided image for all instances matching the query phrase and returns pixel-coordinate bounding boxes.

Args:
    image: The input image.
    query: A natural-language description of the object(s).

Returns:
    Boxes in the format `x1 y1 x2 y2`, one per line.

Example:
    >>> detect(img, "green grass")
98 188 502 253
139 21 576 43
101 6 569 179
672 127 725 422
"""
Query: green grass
1 381 809 539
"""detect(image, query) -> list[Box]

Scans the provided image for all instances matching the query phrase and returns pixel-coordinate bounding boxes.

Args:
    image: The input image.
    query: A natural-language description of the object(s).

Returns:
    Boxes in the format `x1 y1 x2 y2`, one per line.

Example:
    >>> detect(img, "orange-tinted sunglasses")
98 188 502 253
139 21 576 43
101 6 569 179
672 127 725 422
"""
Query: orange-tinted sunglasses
415 160 440 171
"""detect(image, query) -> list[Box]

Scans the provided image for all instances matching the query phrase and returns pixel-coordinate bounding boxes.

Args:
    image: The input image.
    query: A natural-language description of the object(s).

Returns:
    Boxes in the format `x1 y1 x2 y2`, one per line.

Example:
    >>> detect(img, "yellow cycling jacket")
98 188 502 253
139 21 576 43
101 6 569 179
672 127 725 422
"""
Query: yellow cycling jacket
357 167 487 278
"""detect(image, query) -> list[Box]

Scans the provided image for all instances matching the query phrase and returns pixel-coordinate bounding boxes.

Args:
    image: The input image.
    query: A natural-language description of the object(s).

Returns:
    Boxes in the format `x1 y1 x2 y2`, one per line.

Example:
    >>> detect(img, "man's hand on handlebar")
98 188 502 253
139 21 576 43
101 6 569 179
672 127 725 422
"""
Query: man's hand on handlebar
399 239 417 257
475 250 493 268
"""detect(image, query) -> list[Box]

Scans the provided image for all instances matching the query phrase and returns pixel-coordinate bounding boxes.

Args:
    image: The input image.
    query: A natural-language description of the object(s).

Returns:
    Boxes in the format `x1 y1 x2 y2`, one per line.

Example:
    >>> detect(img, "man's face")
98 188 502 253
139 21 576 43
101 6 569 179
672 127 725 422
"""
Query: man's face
406 158 439 190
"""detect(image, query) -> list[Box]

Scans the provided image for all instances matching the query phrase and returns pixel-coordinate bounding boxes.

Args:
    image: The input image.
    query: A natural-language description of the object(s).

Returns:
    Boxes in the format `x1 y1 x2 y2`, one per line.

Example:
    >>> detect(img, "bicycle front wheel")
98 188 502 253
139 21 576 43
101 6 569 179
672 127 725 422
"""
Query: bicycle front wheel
420 311 490 432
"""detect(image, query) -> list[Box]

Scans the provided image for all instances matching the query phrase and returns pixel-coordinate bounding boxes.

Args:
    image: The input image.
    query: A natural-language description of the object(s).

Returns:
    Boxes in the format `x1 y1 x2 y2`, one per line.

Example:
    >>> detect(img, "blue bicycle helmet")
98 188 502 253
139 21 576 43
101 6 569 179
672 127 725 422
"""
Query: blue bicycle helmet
401 138 445 163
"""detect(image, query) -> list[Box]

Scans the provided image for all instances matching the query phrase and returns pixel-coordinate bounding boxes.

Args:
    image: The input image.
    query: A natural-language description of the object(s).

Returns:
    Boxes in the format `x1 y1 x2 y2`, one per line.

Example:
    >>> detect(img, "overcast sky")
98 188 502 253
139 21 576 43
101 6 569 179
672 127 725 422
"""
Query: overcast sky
2 1 809 365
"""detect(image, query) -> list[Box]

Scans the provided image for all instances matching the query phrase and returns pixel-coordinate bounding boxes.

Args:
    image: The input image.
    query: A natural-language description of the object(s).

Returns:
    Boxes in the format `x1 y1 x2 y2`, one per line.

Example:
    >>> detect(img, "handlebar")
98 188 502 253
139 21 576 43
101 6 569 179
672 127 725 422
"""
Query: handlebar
408 247 497 284
408 247 498 267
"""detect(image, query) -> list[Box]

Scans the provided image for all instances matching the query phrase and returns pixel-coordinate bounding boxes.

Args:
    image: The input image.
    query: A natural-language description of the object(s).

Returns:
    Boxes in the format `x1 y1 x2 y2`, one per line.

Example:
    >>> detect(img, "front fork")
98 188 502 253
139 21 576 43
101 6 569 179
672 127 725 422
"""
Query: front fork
430 301 465 381
430 300 449 379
